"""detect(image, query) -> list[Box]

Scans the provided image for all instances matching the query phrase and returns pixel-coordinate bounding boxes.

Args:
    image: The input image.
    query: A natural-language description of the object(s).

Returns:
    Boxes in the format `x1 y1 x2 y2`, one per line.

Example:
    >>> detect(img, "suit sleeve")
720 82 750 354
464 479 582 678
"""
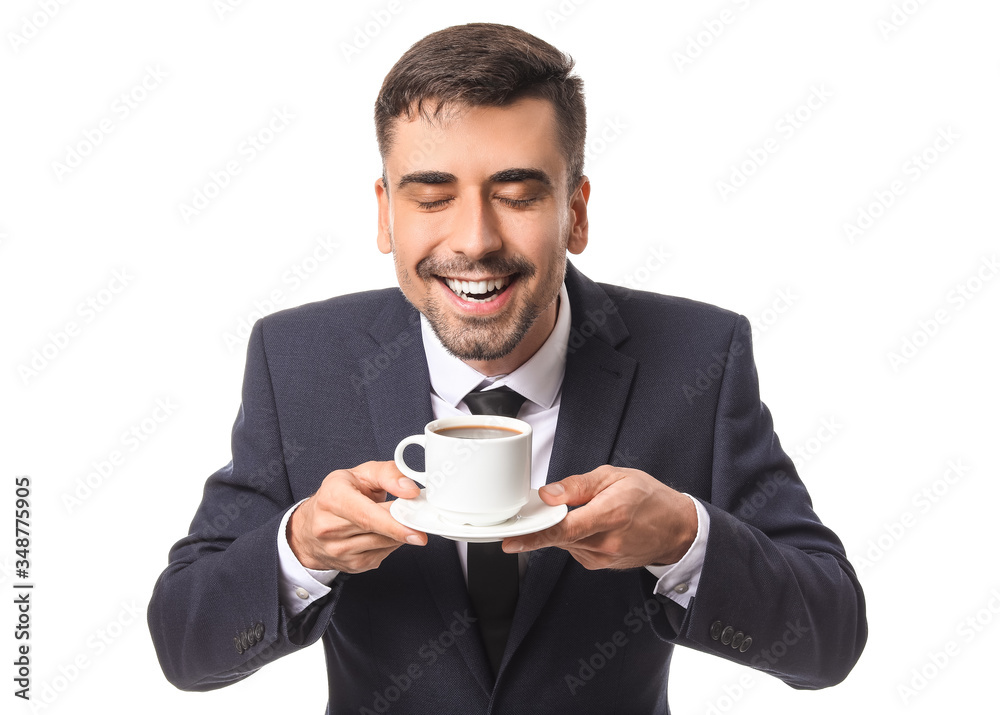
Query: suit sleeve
147 319 342 690
651 315 867 688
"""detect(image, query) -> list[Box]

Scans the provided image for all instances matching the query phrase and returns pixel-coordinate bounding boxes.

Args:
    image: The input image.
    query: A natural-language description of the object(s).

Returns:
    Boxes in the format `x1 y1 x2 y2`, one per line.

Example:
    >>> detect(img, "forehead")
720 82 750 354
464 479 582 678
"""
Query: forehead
385 98 567 187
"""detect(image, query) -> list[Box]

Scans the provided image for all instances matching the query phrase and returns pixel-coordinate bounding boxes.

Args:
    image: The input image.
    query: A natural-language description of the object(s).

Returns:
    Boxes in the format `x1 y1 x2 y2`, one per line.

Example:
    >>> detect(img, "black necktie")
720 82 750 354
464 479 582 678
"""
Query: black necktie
463 385 527 679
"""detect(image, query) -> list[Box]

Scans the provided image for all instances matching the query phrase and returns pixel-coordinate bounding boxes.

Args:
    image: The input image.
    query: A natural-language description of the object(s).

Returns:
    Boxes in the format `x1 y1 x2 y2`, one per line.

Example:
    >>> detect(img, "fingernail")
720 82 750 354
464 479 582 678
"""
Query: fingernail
406 534 424 546
542 483 564 497
505 541 524 553
398 477 417 491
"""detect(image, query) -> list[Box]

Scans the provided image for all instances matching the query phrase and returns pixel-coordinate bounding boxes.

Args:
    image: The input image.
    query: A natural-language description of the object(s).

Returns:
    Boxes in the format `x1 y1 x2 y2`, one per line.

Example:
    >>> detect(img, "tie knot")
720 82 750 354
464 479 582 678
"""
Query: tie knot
463 385 527 418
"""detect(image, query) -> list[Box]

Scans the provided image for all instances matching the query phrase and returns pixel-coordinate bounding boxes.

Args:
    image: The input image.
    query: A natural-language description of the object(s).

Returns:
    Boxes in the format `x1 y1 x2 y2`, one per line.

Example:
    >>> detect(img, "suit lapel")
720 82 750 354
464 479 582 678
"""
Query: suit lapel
362 295 434 464
500 263 638 676
418 537 495 696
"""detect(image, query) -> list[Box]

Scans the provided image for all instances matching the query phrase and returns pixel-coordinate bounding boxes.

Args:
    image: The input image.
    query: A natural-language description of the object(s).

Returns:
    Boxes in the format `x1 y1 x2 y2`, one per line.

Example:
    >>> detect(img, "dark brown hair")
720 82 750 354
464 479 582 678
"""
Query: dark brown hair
375 23 586 196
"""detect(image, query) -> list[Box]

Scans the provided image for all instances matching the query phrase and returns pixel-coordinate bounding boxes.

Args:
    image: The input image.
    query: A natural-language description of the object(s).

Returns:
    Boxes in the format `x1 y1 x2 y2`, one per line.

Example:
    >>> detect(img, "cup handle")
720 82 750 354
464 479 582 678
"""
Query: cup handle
394 435 426 483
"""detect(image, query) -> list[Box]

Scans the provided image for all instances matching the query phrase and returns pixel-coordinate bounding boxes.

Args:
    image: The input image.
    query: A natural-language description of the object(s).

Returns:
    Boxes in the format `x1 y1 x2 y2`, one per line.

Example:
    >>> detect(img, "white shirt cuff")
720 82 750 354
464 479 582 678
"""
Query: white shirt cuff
644 494 710 609
277 499 340 618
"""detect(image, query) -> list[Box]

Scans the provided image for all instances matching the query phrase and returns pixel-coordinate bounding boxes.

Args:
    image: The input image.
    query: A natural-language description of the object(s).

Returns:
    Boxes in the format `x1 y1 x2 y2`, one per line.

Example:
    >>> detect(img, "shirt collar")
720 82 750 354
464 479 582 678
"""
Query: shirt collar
420 281 571 410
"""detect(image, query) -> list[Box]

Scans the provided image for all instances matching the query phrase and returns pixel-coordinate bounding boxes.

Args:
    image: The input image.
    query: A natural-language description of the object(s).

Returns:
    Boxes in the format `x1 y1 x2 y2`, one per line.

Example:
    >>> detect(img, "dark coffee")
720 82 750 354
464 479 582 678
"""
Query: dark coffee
435 425 521 439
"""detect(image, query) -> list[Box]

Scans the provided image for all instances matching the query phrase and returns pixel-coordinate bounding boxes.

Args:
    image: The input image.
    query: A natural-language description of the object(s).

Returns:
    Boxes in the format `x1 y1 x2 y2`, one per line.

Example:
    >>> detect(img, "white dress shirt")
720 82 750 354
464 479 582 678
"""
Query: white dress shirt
276 282 710 617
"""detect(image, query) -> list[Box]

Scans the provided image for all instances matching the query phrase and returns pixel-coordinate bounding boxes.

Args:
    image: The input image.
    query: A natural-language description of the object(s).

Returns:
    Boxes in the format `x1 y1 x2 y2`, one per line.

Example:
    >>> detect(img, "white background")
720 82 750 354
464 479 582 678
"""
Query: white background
3 1 998 713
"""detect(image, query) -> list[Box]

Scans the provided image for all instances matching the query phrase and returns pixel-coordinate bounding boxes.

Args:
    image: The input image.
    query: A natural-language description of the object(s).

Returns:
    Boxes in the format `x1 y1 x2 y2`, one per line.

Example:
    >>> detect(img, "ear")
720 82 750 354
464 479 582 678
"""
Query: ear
375 177 392 254
566 176 590 255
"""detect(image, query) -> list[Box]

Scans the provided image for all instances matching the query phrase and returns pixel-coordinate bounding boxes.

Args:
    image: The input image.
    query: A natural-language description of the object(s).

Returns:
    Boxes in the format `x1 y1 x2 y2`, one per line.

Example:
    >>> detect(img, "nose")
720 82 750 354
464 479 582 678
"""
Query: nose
445 194 503 261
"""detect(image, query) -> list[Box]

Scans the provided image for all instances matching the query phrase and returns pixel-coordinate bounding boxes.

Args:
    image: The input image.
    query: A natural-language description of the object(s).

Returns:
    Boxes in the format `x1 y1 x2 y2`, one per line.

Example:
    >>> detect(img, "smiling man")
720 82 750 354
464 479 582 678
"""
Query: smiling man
377 97 587 373
149 23 866 714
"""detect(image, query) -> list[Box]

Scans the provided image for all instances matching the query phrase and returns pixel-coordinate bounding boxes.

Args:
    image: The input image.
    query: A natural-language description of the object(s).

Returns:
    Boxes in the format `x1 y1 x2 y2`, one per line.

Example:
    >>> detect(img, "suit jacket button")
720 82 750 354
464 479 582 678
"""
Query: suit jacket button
234 636 244 654
731 631 744 649
739 636 753 653
254 623 265 640
710 621 723 640
721 626 734 645
240 631 250 649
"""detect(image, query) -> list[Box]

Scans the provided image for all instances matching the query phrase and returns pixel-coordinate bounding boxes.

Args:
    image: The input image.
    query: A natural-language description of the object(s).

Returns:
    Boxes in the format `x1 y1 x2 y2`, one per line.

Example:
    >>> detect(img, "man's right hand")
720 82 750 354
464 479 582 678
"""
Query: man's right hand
288 461 427 573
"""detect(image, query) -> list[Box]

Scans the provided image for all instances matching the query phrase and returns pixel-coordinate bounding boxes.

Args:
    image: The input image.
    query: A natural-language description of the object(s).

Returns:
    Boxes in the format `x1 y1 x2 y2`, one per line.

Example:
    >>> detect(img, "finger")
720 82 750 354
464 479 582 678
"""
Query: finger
503 506 596 553
505 480 636 553
375 500 428 544
538 467 624 506
352 460 423 500
502 524 566 554
325 529 409 558
324 538 406 574
323 474 426 546
326 501 426 541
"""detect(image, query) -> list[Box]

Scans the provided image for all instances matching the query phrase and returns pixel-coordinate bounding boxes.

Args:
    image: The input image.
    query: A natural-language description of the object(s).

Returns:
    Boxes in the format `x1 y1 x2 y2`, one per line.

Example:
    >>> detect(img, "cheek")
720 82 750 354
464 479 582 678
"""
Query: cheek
499 211 561 241
394 212 444 247
522 203 568 234
516 221 568 260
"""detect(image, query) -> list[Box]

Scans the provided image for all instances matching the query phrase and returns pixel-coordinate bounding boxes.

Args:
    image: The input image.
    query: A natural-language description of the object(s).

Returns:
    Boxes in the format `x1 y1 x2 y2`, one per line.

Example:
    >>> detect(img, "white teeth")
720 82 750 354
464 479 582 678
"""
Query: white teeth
444 275 511 301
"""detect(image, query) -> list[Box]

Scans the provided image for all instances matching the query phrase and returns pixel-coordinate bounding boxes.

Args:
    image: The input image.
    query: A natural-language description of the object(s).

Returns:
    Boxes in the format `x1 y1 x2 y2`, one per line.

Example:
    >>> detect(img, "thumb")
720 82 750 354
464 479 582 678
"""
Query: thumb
355 460 423 500
538 470 610 506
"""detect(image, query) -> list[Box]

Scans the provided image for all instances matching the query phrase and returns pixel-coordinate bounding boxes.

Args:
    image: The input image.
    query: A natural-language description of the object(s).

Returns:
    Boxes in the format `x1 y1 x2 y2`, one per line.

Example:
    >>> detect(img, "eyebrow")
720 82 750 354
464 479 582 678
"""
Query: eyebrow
396 170 456 190
489 168 552 187
395 167 553 190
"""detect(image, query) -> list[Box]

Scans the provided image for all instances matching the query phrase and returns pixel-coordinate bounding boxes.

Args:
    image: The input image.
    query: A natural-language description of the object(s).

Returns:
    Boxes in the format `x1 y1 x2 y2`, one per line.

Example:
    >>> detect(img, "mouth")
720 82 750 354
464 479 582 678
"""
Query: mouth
440 274 515 304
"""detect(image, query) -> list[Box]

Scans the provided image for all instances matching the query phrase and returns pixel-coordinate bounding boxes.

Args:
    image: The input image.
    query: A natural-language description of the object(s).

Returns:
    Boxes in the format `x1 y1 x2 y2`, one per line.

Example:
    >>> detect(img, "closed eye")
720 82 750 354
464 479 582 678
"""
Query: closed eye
497 197 538 208
416 198 453 210
416 197 539 210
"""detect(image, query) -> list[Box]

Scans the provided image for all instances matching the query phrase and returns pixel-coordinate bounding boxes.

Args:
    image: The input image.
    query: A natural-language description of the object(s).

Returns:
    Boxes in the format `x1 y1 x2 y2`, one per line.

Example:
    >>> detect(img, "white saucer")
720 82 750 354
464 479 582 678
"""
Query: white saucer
390 488 568 543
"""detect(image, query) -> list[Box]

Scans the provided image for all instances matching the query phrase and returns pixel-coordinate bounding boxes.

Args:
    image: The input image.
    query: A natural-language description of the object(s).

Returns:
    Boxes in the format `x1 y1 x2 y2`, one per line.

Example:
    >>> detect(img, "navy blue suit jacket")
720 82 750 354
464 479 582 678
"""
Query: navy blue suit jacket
148 263 866 713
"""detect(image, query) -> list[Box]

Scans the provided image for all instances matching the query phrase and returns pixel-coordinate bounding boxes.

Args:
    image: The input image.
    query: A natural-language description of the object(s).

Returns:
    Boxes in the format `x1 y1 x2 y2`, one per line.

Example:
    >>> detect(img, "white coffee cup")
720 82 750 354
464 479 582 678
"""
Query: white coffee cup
394 415 532 527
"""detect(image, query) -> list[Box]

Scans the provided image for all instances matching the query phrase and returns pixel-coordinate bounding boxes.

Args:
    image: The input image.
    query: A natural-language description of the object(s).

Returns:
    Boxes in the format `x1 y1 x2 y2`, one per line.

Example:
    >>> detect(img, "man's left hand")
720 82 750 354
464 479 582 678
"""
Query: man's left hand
502 466 698 570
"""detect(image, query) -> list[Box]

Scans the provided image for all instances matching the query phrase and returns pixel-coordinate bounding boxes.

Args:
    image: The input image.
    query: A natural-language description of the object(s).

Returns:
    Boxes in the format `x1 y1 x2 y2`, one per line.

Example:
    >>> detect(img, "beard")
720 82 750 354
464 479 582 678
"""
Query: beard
393 242 566 362
423 297 539 361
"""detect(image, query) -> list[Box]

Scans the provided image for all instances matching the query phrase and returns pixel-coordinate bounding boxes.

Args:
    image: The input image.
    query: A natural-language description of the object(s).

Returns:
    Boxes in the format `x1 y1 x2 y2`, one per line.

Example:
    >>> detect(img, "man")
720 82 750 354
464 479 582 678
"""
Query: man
148 23 866 713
